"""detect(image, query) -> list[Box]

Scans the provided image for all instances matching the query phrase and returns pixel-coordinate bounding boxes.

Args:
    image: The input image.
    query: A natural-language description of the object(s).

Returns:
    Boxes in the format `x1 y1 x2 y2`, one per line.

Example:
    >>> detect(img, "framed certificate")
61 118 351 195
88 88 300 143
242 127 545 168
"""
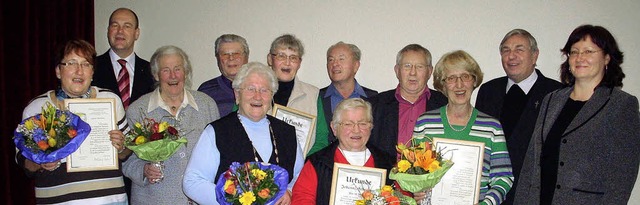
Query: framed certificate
430 138 485 205
271 104 316 156
64 98 119 172
329 163 387 205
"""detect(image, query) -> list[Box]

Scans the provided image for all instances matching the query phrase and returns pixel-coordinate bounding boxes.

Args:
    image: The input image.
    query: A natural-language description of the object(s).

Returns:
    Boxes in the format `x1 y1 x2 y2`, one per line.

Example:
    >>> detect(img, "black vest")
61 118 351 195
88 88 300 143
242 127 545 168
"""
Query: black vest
211 112 297 183
307 142 394 205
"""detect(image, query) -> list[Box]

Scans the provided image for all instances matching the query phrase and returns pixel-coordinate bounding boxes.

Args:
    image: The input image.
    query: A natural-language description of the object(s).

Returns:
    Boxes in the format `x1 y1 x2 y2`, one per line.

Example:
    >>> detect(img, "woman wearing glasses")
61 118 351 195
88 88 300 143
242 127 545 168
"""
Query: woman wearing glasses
17 40 130 204
183 62 304 205
291 98 394 204
514 25 640 204
413 50 514 205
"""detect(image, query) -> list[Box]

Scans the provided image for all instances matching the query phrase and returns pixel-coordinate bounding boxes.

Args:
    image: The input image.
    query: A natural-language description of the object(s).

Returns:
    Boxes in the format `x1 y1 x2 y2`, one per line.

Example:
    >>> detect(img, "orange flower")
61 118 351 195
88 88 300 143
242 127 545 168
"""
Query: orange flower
37 140 50 151
414 149 436 171
386 195 400 205
361 190 374 200
258 188 270 199
223 180 236 195
67 129 77 138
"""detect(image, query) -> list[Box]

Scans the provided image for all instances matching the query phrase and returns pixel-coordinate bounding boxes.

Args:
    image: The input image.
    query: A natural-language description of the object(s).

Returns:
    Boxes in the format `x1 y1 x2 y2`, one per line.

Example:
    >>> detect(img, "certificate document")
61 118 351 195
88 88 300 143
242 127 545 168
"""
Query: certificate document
329 163 387 205
271 104 316 156
65 98 119 172
430 138 485 205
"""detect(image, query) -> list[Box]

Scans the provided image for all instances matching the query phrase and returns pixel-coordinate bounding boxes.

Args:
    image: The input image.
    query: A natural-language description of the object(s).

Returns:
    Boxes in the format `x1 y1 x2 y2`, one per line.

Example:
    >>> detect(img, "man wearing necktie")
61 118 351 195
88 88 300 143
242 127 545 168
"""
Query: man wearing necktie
475 29 563 205
93 7 155 109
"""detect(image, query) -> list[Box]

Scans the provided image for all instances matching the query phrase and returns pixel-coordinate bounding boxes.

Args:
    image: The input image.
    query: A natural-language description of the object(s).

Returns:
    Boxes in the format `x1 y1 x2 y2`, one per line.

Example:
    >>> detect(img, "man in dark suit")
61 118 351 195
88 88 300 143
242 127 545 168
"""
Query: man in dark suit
313 42 377 151
368 44 447 165
93 8 154 108
475 28 563 205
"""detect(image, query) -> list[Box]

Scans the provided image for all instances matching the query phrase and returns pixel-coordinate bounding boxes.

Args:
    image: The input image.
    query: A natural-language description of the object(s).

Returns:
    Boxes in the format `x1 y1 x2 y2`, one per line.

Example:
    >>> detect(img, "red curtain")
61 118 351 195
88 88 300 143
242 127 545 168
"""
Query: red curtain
0 1 94 204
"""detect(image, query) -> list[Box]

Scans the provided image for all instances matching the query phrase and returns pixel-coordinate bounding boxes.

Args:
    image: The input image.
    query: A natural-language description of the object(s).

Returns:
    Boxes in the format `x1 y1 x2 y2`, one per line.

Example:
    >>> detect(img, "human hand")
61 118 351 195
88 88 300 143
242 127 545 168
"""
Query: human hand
41 160 62 171
108 130 126 153
275 190 291 205
144 163 163 184
413 190 429 203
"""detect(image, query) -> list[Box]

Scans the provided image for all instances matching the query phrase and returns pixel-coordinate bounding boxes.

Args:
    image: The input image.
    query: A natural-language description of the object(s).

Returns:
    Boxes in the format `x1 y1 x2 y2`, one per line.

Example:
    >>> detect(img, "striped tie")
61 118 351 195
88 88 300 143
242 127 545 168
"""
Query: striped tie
117 59 130 109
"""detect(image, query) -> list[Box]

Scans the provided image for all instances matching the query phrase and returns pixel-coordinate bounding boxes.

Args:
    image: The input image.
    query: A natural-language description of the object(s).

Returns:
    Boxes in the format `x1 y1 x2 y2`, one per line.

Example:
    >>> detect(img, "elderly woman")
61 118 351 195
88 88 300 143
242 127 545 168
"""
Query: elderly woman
413 50 513 205
267 34 322 156
16 39 130 204
121 45 220 204
514 25 640 204
291 98 394 204
183 62 304 205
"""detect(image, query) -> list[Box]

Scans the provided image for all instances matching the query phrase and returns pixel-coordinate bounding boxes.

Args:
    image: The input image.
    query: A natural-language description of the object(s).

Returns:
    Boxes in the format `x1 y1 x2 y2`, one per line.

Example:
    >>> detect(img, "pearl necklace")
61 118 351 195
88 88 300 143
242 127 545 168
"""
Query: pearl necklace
446 105 472 132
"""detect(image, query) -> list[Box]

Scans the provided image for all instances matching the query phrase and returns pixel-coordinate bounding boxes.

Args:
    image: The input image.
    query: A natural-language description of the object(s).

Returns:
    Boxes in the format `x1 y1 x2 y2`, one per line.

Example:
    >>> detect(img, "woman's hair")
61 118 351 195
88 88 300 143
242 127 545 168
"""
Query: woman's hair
53 39 96 68
150 45 193 89
270 34 305 57
331 98 373 128
560 24 625 87
432 50 484 92
232 62 278 94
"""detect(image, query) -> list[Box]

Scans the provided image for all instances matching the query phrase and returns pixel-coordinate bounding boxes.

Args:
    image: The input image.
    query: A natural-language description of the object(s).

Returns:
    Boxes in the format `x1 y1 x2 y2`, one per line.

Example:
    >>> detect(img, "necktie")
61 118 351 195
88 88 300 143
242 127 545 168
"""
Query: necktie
117 59 130 109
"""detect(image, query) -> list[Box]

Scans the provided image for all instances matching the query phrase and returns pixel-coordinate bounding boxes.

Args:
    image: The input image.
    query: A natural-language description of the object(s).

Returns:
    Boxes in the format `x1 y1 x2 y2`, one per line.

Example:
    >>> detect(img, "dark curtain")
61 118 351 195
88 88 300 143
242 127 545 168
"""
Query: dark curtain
0 1 94 204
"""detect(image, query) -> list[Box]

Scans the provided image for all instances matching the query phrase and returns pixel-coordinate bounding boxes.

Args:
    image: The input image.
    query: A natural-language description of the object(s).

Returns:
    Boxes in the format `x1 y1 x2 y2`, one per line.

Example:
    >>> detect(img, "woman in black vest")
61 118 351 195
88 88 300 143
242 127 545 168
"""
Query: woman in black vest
291 98 394 204
183 62 304 205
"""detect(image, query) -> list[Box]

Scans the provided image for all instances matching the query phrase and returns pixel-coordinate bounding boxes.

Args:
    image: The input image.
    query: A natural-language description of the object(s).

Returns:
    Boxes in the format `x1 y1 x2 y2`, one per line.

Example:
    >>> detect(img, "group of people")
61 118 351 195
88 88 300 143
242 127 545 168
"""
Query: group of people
15 7 640 205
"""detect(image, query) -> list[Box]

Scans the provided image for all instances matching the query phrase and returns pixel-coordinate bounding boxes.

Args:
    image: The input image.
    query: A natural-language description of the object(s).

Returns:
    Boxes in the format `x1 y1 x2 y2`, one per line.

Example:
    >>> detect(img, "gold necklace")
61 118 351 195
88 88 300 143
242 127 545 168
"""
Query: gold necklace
238 114 280 164
446 105 472 132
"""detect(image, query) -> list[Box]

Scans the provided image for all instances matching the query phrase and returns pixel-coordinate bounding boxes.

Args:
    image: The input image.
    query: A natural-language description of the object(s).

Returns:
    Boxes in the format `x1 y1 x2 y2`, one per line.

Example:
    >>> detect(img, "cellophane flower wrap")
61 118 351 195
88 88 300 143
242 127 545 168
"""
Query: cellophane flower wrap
389 136 453 193
216 162 289 205
124 116 186 162
13 102 91 163
355 185 417 205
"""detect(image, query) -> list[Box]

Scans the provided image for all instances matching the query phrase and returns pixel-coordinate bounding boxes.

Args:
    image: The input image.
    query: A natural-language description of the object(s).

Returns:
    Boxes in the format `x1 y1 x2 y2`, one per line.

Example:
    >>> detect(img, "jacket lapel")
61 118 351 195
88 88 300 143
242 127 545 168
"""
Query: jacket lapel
563 87 611 136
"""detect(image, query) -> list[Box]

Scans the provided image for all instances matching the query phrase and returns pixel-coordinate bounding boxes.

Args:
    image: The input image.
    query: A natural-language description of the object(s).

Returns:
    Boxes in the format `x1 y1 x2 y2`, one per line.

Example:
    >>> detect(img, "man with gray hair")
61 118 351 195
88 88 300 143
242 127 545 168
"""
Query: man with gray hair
310 41 377 153
368 44 447 166
475 28 562 205
198 34 250 117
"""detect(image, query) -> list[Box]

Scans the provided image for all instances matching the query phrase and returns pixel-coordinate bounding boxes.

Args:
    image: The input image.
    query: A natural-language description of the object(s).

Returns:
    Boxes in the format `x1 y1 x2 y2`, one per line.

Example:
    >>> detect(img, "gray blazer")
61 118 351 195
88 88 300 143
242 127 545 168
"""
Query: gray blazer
514 86 640 204
122 89 220 204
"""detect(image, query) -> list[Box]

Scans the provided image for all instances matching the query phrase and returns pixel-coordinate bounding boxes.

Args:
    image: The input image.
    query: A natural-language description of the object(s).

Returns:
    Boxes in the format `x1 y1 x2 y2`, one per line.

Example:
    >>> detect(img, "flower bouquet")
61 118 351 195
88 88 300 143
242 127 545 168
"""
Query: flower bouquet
13 102 91 163
124 116 186 182
216 162 289 205
389 136 453 205
355 185 417 205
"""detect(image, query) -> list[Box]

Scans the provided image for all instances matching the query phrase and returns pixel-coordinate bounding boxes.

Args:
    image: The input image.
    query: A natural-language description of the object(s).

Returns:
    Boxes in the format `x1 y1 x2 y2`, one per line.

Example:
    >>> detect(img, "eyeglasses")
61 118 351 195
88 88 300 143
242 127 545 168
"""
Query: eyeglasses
271 53 301 63
219 52 244 60
568 50 602 58
60 60 93 70
443 73 475 84
500 47 531 55
339 121 372 130
400 63 430 71
238 86 272 95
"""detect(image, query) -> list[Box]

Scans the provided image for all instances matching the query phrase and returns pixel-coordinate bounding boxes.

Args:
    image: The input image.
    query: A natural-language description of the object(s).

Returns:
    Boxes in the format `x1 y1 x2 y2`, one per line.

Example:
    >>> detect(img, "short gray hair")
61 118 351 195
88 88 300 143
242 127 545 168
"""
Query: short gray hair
331 98 373 128
396 44 432 66
232 62 278 94
215 34 250 56
500 28 538 52
270 34 305 57
327 41 361 61
150 45 193 89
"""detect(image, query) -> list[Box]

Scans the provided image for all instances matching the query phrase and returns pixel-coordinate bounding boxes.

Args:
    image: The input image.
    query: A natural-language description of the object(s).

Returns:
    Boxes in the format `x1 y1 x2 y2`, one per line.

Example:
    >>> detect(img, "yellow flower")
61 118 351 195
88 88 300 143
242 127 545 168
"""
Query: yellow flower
48 128 57 137
158 121 169 133
223 180 236 195
397 160 411 173
252 169 267 181
135 136 147 145
239 192 256 205
382 185 393 193
355 199 366 205
59 113 67 122
135 122 142 129
48 137 57 147
24 119 35 130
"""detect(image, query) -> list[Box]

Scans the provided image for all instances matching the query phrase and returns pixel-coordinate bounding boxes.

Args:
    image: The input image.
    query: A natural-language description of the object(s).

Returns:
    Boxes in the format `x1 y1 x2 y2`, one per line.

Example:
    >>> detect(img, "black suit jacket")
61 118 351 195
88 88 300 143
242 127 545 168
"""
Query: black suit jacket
92 50 155 104
319 85 378 143
475 69 562 205
367 88 448 164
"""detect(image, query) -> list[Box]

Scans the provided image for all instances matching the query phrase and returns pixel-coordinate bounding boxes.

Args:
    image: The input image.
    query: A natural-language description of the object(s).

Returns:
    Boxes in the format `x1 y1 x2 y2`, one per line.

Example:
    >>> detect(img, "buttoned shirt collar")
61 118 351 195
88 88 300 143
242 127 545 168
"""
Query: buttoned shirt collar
506 69 538 94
